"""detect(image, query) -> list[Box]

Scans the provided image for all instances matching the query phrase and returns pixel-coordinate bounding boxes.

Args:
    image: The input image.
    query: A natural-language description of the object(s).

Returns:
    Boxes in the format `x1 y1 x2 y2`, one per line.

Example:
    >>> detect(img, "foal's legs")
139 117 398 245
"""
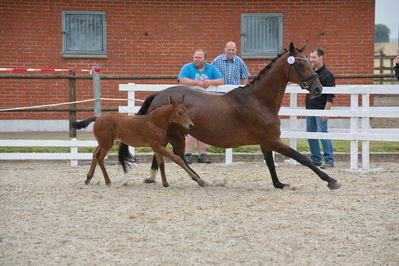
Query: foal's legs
168 133 206 185
96 143 113 185
152 144 208 187
154 153 168 187
260 146 289 189
272 141 341 190
144 155 158 184
86 146 100 185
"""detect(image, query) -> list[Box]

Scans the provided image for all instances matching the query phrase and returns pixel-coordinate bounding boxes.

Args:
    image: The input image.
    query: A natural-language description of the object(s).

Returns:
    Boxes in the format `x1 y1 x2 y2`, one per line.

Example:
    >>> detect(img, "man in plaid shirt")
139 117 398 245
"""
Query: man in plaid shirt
211 41 250 85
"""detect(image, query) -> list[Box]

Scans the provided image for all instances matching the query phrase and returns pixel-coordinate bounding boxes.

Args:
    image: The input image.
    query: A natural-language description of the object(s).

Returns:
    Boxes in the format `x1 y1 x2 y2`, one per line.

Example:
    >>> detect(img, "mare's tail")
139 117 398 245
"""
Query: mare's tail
71 117 97 129
118 142 136 174
119 92 158 172
136 92 158 115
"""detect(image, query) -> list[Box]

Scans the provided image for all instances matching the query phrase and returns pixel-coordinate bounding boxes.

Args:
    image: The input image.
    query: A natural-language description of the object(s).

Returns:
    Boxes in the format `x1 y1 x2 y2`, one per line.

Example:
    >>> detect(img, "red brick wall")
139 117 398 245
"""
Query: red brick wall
0 0 375 120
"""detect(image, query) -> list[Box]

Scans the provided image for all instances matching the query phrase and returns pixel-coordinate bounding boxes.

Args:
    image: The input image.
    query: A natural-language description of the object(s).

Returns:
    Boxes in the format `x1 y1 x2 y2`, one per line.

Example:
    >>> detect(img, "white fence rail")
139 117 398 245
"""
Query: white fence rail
0 139 97 166
119 84 399 170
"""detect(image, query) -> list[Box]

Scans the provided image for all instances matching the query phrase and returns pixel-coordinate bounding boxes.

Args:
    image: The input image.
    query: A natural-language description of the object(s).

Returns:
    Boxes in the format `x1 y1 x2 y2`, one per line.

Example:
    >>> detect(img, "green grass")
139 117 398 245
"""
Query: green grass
1 139 398 153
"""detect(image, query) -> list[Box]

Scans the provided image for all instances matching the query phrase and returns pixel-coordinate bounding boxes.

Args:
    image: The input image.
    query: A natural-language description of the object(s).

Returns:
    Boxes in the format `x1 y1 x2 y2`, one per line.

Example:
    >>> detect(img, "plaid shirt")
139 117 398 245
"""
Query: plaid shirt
211 54 250 85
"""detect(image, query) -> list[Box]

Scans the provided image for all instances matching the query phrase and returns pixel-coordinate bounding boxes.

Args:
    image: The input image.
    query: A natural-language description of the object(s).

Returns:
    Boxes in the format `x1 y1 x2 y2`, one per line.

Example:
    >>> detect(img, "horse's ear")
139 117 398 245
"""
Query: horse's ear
289 42 295 54
298 40 308 52
181 95 185 103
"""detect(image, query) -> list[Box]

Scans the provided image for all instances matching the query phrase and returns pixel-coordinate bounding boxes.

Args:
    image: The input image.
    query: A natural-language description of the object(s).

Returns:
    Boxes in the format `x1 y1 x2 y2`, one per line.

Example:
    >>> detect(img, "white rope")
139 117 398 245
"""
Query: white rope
0 98 144 112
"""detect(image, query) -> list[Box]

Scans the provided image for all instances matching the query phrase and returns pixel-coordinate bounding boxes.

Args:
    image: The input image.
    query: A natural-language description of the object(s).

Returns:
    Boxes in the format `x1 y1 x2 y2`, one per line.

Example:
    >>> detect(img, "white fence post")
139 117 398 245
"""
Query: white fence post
350 92 359 170
127 87 136 157
288 91 298 165
225 148 233 164
70 138 78 166
362 93 370 170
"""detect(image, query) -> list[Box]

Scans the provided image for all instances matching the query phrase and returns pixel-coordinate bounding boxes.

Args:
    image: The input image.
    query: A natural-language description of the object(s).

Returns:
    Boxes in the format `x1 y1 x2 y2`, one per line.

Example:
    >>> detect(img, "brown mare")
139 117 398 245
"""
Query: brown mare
119 42 342 190
72 97 207 187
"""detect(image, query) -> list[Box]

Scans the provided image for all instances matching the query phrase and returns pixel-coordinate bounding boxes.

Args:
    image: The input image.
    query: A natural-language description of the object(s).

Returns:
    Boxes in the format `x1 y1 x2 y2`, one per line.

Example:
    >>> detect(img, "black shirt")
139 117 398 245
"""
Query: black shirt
305 64 335 109
395 63 399 81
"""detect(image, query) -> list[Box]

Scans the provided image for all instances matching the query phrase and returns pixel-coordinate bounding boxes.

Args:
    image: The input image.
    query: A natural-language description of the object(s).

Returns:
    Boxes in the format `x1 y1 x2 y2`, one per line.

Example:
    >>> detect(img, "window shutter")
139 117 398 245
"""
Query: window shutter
241 13 283 58
62 11 106 57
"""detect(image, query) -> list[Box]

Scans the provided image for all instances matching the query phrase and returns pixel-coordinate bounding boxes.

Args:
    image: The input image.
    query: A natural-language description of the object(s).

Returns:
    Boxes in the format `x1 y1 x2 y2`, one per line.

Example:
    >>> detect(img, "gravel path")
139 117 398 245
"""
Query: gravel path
1 161 398 265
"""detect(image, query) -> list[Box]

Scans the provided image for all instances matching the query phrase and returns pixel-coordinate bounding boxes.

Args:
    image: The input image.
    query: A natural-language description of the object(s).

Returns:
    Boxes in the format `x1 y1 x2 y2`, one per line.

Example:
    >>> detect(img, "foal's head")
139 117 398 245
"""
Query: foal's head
168 96 194 132
285 42 323 97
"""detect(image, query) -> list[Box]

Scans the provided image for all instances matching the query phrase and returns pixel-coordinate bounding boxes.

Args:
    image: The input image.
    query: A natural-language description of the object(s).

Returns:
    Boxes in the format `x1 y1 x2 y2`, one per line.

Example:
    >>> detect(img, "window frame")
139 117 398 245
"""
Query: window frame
241 13 283 59
62 11 107 58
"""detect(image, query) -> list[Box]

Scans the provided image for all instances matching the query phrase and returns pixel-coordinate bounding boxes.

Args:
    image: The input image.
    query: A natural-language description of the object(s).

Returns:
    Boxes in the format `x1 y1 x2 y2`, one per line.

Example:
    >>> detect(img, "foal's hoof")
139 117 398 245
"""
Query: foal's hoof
327 181 342 190
106 182 112 187
162 183 169 188
84 179 91 185
144 178 155 184
275 182 290 189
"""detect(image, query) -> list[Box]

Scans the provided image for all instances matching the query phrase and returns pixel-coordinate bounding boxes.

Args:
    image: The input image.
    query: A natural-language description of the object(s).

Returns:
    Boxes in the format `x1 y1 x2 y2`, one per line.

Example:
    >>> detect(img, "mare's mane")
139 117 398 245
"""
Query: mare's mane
229 47 303 93
242 51 286 89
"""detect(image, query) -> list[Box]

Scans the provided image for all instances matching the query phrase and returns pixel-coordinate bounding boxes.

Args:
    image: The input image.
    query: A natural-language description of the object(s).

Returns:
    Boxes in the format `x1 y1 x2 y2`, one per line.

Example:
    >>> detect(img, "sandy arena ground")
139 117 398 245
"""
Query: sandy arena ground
1 160 398 265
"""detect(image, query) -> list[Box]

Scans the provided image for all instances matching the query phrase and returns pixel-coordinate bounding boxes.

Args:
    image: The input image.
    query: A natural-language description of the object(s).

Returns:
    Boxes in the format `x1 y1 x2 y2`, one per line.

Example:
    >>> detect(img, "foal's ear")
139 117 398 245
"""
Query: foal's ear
289 42 295 54
168 96 176 106
181 95 185 103
298 40 308 52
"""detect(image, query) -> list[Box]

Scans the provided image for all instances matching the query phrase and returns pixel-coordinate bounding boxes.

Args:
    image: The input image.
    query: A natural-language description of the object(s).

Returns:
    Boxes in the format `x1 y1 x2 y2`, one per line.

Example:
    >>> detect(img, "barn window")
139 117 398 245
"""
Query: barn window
62 11 107 58
241 13 283 58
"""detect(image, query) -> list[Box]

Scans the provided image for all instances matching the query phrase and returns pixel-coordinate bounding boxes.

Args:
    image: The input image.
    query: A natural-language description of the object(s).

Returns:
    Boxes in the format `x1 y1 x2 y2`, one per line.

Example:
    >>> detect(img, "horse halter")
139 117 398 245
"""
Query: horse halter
287 53 318 90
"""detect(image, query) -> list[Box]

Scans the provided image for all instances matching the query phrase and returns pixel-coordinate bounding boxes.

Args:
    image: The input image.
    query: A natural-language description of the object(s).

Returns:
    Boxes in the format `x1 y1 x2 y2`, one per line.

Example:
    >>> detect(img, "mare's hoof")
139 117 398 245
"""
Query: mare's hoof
198 179 206 187
84 179 91 185
144 178 155 184
197 179 212 187
275 183 290 189
162 183 169 188
106 182 112 186
327 181 342 190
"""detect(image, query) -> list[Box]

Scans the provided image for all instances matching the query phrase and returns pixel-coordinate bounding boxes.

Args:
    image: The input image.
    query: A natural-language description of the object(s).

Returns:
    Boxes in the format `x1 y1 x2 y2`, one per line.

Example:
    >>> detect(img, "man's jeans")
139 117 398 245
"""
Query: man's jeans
306 116 334 165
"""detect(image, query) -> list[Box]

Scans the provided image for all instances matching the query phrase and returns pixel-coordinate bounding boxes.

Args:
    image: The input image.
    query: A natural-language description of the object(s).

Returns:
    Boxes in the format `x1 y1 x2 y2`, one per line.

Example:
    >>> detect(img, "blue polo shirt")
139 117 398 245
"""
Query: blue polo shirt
178 63 223 81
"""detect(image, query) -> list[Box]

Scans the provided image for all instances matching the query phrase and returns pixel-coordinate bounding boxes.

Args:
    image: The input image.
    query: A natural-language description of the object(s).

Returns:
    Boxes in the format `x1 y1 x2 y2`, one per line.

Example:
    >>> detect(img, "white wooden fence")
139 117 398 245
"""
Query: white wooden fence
119 83 399 170
1 84 398 170
0 139 97 166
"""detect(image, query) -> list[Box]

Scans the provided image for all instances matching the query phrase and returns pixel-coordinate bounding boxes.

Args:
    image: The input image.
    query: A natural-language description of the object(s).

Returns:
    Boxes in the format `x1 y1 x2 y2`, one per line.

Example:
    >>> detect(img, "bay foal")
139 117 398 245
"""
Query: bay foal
72 97 202 187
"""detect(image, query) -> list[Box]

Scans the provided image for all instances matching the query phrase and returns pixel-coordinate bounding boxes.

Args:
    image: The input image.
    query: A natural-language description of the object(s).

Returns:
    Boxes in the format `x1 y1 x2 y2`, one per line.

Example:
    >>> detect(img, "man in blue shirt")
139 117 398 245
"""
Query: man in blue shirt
211 41 250 85
178 49 224 164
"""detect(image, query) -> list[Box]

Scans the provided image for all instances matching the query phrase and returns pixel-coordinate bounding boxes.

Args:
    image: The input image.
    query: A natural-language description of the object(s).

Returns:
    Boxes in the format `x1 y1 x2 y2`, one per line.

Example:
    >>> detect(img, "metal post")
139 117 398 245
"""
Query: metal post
92 65 101 117
68 71 76 138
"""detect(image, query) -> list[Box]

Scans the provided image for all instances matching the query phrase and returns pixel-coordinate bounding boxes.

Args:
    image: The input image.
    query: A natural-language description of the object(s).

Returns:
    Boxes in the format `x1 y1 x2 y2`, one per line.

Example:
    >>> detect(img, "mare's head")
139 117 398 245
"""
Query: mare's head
285 42 322 97
168 96 194 132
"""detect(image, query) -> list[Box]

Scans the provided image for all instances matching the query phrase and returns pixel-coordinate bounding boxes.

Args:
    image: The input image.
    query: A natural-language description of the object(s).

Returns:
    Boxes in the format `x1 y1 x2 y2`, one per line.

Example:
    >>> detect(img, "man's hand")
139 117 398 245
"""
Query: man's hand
200 79 210 89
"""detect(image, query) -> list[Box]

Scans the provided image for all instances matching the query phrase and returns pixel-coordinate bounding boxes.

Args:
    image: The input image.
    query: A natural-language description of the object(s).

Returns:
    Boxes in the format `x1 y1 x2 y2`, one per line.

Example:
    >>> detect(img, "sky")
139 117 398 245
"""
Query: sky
375 0 399 42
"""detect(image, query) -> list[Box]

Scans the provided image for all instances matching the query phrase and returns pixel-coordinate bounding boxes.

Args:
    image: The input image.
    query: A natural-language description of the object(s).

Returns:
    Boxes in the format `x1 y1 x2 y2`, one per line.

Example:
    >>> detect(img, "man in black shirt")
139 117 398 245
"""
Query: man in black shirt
306 48 335 168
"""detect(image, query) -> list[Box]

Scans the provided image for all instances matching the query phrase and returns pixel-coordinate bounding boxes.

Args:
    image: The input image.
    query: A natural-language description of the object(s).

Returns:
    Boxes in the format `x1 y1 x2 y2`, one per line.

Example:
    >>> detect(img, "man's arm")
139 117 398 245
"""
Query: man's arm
241 78 249 85
206 78 224 86
322 101 332 121
179 77 203 87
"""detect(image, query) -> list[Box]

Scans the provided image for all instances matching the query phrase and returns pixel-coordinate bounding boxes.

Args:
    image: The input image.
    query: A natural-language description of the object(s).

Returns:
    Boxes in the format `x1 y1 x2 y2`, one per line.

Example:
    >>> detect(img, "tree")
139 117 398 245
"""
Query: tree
375 24 390 43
